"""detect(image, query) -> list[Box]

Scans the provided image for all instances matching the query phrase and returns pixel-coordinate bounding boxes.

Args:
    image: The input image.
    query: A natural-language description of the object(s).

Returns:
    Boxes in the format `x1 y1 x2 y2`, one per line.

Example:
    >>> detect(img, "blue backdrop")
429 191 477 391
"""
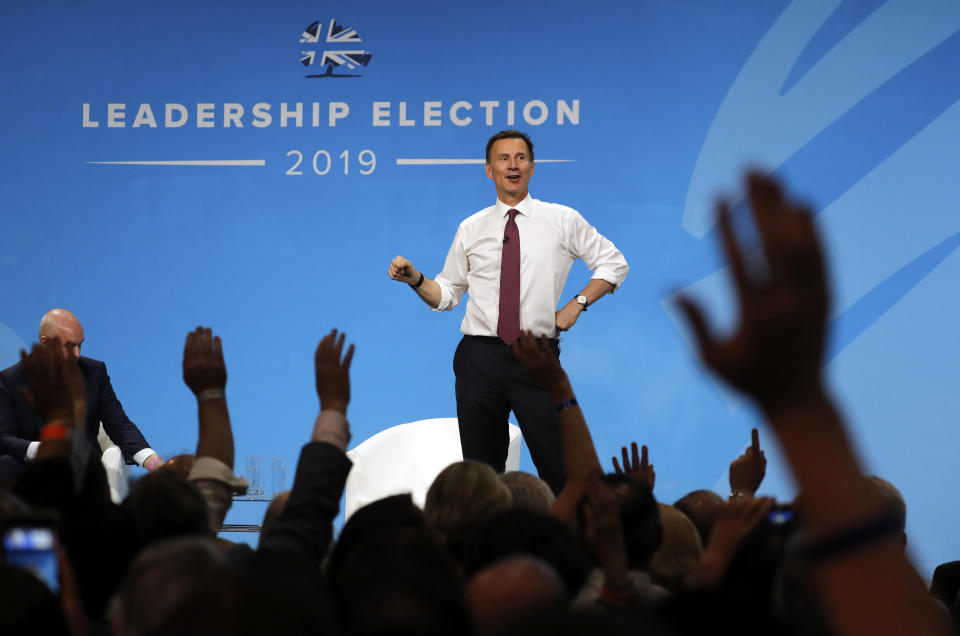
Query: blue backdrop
2 0 958 573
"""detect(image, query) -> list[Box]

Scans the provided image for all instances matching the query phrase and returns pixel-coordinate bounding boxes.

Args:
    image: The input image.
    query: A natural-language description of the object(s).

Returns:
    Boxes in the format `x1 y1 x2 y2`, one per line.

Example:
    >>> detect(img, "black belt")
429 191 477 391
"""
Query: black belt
463 335 560 345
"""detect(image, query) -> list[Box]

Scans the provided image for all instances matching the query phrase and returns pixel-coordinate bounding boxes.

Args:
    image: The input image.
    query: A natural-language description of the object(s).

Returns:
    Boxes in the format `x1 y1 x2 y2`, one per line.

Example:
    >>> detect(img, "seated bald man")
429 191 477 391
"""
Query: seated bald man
0 309 162 484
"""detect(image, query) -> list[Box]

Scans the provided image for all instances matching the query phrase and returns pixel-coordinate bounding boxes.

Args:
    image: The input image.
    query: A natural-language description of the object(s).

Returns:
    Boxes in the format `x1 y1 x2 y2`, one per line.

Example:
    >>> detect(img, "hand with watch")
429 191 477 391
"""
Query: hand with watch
555 294 588 331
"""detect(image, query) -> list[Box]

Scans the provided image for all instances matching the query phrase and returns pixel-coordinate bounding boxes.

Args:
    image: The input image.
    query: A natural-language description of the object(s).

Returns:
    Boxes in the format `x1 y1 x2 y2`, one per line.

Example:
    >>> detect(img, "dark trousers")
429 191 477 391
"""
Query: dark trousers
454 335 566 494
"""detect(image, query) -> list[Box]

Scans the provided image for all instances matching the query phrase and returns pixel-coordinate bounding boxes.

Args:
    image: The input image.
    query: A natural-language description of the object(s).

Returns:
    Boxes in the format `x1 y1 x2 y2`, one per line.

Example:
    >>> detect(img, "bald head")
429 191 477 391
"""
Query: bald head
674 489 725 546
39 309 84 360
466 556 565 636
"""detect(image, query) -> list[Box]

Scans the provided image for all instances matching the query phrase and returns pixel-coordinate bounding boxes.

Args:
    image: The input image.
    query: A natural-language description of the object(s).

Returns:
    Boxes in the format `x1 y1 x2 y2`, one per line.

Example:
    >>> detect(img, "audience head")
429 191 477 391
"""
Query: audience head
650 503 703 592
38 308 84 360
865 475 907 540
258 489 290 547
110 537 231 636
0 563 69 635
334 526 469 636
327 493 430 580
425 460 512 557
112 537 329 636
673 489 725 546
500 471 555 512
464 508 591 598
466 555 565 636
123 470 210 546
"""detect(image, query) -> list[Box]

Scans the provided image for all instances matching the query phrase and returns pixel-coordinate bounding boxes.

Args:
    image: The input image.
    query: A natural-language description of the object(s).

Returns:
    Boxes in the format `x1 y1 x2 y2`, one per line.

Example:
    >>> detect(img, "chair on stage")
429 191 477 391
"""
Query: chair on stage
344 417 523 520
98 424 131 503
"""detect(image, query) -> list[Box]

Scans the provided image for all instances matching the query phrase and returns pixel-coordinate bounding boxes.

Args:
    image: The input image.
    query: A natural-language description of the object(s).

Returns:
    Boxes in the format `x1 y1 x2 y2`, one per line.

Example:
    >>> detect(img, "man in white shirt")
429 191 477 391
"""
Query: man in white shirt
389 131 628 493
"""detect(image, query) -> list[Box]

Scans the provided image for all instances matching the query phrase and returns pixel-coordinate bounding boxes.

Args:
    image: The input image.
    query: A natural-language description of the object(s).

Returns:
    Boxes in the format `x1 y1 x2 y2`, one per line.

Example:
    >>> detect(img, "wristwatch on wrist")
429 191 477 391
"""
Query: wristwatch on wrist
575 295 588 311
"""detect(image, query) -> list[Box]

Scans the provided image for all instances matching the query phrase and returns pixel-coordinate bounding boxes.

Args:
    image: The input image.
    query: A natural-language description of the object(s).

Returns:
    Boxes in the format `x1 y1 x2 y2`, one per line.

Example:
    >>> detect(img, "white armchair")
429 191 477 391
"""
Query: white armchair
344 417 523 520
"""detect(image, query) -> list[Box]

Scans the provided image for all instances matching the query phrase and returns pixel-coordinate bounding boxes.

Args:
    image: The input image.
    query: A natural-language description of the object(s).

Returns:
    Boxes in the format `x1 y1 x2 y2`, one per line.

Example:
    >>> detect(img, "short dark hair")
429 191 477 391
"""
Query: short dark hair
123 470 210 546
486 130 534 164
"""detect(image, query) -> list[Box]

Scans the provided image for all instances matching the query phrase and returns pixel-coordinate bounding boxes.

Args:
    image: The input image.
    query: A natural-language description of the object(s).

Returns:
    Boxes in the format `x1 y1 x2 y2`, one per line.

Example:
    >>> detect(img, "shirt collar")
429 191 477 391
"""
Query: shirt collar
495 193 533 218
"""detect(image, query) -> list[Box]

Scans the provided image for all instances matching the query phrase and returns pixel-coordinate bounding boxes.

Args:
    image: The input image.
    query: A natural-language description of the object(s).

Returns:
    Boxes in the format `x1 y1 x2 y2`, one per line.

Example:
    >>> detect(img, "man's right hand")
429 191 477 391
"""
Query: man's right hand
388 255 419 284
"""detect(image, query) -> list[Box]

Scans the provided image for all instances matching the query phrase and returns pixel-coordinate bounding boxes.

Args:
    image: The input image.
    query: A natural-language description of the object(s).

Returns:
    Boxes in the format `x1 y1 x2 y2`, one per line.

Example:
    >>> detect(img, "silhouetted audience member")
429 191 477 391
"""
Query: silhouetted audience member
466 555 566 636
0 563 70 636
424 459 512 559
650 503 703 593
259 489 290 547
333 527 469 636
500 470 555 512
464 507 591 599
326 493 430 578
864 475 907 543
123 470 210 545
674 489 725 546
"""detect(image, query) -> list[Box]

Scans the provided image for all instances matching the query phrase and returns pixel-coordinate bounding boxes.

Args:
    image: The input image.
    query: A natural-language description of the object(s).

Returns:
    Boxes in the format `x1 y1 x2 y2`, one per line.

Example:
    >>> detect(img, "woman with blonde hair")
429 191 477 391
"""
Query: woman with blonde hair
424 460 513 559
650 503 703 593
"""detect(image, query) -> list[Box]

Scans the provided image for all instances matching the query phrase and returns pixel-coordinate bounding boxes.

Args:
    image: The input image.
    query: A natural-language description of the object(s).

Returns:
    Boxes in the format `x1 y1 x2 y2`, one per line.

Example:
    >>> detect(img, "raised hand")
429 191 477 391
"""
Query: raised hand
612 441 655 490
512 331 567 395
729 428 766 497
689 496 775 587
18 339 86 426
675 173 829 414
182 327 227 396
315 329 355 414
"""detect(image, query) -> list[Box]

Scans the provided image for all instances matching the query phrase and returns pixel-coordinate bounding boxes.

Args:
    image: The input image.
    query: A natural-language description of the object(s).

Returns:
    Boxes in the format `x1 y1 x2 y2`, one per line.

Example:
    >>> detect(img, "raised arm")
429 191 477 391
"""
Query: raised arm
512 332 602 525
182 326 248 533
611 441 655 491
183 327 233 467
258 329 354 567
18 339 86 463
728 428 766 499
676 173 947 636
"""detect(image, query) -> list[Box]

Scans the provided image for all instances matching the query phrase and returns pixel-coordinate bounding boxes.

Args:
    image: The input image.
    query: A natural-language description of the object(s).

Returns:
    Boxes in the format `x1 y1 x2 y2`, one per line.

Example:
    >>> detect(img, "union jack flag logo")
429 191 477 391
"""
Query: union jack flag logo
300 19 372 77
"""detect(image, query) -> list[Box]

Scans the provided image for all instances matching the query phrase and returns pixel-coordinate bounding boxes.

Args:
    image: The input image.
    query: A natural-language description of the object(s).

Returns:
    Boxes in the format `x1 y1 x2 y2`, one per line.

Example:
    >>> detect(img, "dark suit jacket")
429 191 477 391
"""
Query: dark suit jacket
0 356 150 464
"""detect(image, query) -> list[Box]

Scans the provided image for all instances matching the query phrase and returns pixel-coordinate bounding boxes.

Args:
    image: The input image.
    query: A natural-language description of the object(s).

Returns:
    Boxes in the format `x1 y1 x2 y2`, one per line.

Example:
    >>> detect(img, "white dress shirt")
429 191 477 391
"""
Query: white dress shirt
434 194 628 337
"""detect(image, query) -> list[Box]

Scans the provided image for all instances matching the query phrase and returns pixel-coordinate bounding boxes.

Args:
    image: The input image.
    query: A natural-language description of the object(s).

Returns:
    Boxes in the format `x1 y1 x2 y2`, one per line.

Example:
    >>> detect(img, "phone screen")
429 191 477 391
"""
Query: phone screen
767 506 795 525
2 525 60 593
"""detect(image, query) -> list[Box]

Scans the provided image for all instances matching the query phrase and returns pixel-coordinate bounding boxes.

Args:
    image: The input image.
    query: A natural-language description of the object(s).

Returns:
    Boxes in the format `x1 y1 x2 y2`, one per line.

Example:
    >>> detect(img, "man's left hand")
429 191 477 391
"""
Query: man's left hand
143 453 164 471
555 300 583 331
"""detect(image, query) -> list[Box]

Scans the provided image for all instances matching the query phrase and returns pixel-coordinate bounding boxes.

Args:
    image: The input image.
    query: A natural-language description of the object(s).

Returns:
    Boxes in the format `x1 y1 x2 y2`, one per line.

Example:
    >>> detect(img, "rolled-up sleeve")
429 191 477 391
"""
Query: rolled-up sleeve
433 224 470 311
564 209 629 289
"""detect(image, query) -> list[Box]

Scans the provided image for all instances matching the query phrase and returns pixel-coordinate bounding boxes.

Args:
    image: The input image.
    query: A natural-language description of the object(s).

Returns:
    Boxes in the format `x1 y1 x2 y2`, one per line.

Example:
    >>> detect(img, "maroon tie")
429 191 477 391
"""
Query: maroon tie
498 208 521 345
